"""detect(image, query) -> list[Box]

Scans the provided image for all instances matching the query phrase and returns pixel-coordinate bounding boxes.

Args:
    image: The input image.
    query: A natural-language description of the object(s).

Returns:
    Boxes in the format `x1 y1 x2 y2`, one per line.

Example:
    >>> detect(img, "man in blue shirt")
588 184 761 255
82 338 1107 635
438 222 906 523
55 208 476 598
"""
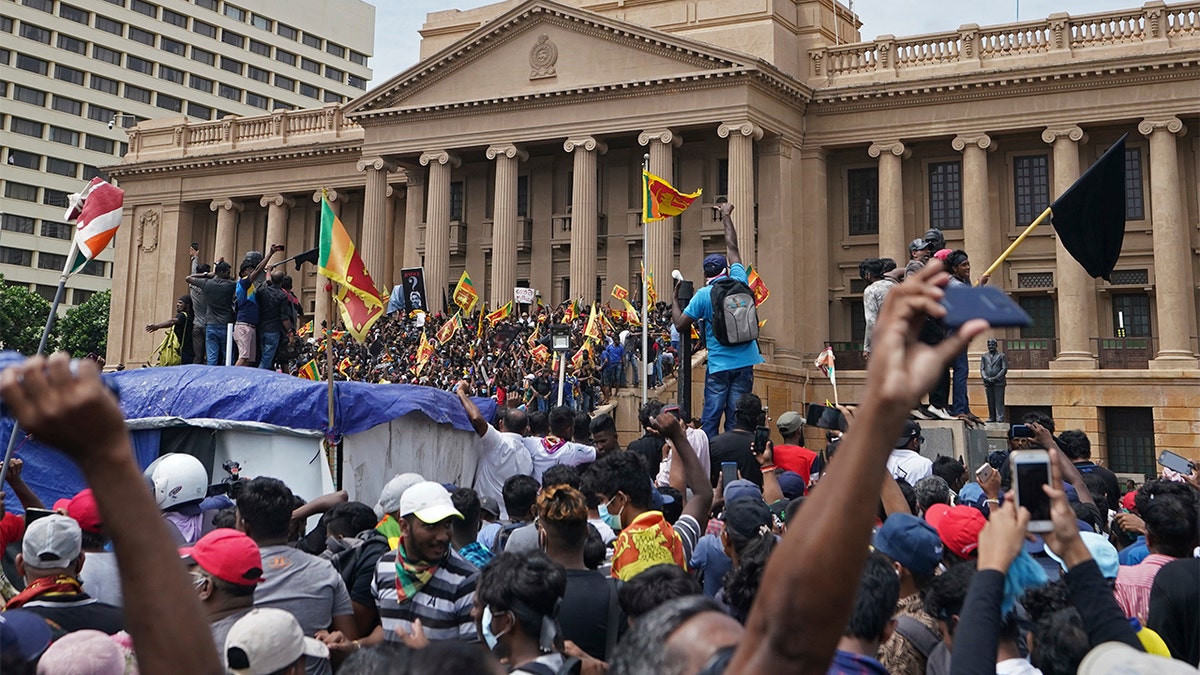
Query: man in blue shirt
670 202 763 438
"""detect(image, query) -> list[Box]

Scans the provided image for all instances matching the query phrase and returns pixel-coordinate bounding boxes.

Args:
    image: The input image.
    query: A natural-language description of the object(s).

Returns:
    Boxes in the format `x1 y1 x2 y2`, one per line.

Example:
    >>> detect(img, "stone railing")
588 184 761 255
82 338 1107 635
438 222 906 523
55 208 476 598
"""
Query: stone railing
122 103 362 162
810 1 1199 82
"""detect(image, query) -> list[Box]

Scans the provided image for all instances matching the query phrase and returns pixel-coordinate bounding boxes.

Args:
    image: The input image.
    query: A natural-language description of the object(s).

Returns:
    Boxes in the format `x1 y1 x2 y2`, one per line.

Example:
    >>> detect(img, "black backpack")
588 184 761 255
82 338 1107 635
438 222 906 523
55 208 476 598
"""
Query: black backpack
709 277 759 346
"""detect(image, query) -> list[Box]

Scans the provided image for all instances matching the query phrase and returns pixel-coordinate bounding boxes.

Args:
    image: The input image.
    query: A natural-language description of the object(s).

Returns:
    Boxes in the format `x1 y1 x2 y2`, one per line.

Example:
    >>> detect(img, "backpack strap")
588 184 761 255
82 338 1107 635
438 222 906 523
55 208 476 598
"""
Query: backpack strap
894 614 941 659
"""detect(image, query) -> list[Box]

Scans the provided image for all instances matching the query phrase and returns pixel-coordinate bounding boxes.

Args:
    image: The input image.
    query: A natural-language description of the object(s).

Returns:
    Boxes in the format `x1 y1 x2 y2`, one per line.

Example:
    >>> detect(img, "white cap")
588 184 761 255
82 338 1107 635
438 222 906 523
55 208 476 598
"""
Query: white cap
374 472 424 517
1078 642 1198 675
22 514 81 570
399 481 462 524
225 608 329 675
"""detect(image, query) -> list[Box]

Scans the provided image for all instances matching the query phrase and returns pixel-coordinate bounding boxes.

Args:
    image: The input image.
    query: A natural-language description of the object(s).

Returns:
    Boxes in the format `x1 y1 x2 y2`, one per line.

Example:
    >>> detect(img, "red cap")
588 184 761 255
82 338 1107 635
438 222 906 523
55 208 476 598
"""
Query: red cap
1121 491 1137 512
180 528 264 586
935 506 987 559
53 489 102 534
924 503 952 529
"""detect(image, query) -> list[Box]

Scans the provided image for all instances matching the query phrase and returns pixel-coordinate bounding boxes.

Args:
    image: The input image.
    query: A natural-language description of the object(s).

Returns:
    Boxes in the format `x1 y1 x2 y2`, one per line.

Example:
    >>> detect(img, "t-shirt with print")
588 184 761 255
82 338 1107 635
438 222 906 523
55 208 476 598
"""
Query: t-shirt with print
235 276 259 324
683 263 764 374
254 544 353 675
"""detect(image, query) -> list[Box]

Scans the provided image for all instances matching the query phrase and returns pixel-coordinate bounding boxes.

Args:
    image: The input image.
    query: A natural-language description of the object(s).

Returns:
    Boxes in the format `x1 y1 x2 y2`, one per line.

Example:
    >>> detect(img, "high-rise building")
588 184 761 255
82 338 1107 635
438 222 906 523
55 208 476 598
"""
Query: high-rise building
0 0 374 308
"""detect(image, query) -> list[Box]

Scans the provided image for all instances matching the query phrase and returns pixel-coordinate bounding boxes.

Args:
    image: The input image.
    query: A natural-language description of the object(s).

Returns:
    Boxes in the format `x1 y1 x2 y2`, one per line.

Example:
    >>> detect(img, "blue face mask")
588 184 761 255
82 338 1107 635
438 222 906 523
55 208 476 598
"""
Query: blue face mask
481 606 509 651
599 495 624 531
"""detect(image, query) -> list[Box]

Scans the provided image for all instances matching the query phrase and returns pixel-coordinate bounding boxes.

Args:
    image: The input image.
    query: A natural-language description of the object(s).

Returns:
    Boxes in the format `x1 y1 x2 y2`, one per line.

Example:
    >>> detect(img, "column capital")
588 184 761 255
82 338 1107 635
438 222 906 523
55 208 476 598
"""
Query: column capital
951 134 995 152
209 198 243 212
259 193 295 209
402 168 424 188
637 129 682 148
356 156 397 173
868 140 909 159
562 137 607 154
717 121 764 142
759 135 795 158
486 143 530 161
419 150 461 168
1138 116 1187 138
1041 125 1087 145
386 185 398 199
312 189 348 204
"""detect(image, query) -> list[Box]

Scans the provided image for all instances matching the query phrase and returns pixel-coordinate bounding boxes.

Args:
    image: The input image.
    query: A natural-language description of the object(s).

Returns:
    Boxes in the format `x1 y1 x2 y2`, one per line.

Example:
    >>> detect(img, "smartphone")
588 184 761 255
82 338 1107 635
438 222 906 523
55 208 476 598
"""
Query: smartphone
941 285 1033 329
24 507 57 524
1159 450 1195 475
975 463 995 483
1010 424 1034 438
805 403 847 431
753 426 770 455
721 462 739 487
1011 450 1053 532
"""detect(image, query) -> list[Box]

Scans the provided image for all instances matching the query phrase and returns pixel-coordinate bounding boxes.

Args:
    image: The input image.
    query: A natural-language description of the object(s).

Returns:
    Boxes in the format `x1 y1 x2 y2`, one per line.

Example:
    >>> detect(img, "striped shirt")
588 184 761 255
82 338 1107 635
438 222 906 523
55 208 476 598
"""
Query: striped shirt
1114 553 1174 624
372 548 479 643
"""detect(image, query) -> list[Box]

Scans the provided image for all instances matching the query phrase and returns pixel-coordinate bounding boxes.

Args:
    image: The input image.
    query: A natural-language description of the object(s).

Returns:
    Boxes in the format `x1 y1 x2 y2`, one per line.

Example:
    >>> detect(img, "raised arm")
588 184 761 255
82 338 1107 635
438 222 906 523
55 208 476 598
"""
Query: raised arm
4 458 45 510
456 380 489 437
184 272 210 288
657 411 712 528
251 244 284 281
718 202 741 267
670 281 694 332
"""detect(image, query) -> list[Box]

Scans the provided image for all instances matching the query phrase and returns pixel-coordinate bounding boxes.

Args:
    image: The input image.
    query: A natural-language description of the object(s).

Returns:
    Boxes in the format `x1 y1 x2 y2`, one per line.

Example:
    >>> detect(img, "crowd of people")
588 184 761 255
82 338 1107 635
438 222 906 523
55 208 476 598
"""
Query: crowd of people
1 260 1196 675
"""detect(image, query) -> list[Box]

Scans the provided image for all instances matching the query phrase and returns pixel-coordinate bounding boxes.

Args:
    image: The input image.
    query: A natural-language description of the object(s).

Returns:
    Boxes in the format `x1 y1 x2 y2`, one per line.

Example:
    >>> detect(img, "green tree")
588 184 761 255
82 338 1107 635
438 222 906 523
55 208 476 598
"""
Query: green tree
56 289 111 358
0 277 56 355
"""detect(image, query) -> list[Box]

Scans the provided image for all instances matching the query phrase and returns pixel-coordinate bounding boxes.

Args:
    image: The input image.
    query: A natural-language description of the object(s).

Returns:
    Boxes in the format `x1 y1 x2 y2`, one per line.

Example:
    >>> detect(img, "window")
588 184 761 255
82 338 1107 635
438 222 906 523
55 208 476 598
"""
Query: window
847 167 879 235
247 65 269 83
350 51 367 66
60 4 90 23
221 30 244 48
85 135 115 154
220 57 243 74
126 56 153 74
517 175 529 217
13 85 47 106
103 0 125 5
301 57 320 74
22 0 52 11
298 82 319 99
43 190 68 208
0 48 8 66
2 214 36 234
189 74 214 93
302 33 321 49
276 23 296 40
251 14 271 30
38 252 68 271
325 67 343 83
223 4 246 21
156 93 182 112
450 181 465 221
275 49 296 66
1013 155 1050 226
16 54 49 75
129 26 155 46
273 74 294 91
77 260 105 277
7 149 39 169
162 8 187 26
928 161 963 230
195 0 217 9
218 84 241 101
0 17 10 32
191 47 215 66
5 182 39 201
11 117 45 138
93 45 121 64
41 221 74 239
348 75 366 90
272 101 295 111
124 85 151 104
186 102 211 119
131 0 156 17
46 158 78 177
82 165 106 181
159 65 184 84
54 64 84 86
1018 296 1056 339
0 247 33 266
160 36 185 55
20 23 52 43
326 42 345 58
1105 408 1155 476
192 20 216 38
323 91 342 103
49 127 79 146
53 95 83 115
73 289 96 304
96 17 125 35
57 34 87 54
90 74 119 94
34 285 56 302
1124 147 1144 221
246 92 267 109
87 104 116 123
249 39 270 56
1112 293 1151 338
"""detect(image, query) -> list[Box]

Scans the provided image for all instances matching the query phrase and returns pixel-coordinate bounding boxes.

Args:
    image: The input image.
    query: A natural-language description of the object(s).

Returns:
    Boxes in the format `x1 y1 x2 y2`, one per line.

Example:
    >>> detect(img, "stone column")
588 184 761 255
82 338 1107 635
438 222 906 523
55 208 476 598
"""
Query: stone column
718 121 763 263
564 137 607 304
638 129 682 302
259 194 294 253
756 136 800 366
798 147 830 357
952 134 997 273
486 143 529 307
1043 126 1097 368
384 185 400 288
868 140 909 261
356 156 396 288
209 198 242 268
1139 117 1198 367
420 150 460 314
312 189 347 330
402 170 424 270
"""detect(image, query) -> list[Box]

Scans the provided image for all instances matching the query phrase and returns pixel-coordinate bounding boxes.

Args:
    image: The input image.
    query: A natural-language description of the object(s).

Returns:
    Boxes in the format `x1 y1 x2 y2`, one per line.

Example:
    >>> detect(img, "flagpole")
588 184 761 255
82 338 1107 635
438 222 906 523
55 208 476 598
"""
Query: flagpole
978 206 1052 283
641 154 649 407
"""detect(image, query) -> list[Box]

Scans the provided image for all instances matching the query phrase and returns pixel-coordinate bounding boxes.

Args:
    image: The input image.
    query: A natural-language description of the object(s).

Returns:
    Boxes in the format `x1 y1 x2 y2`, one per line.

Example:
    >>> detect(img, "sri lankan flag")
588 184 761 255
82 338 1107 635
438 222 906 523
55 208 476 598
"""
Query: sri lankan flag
746 264 770 307
527 324 540 347
641 262 658 306
619 298 641 326
435 312 461 344
584 303 602 340
416 330 434 368
530 343 550 364
611 285 629 301
642 170 701 223
337 357 352 377
486 301 513 326
297 359 319 380
453 271 479 314
297 320 313 338
319 193 384 342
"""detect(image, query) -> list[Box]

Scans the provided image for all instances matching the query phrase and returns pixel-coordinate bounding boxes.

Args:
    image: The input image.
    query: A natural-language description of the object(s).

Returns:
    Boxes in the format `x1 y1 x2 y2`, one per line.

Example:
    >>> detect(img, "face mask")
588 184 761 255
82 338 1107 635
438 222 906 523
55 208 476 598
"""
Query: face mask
600 495 624 531
481 606 510 651
325 536 346 555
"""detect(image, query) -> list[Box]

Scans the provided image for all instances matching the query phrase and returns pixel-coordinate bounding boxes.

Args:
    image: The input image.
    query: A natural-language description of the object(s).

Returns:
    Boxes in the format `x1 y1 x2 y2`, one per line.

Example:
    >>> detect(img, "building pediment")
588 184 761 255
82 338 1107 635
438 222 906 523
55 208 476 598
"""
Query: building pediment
344 0 772 119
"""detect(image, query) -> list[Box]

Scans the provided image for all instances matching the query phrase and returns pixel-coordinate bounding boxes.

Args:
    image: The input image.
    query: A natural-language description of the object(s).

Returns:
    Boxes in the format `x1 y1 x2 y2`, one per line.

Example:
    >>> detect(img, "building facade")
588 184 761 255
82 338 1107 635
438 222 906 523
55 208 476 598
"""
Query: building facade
0 0 373 308
105 0 1200 471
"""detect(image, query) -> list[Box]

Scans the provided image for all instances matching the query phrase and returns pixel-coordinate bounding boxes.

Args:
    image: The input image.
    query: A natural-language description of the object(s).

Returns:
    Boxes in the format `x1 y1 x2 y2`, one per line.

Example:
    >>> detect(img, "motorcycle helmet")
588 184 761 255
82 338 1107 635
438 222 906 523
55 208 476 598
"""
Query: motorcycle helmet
143 453 209 510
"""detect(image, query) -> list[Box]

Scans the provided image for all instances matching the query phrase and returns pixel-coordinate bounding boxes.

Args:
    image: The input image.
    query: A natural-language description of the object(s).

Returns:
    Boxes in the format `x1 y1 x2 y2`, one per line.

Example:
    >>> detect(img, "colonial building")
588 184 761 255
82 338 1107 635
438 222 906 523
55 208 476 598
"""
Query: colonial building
105 0 1200 471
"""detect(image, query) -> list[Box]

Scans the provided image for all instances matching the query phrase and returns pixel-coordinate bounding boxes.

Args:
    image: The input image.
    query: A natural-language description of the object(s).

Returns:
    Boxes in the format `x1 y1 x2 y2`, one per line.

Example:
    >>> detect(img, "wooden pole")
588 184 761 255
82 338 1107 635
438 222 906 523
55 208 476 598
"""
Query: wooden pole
978 206 1052 283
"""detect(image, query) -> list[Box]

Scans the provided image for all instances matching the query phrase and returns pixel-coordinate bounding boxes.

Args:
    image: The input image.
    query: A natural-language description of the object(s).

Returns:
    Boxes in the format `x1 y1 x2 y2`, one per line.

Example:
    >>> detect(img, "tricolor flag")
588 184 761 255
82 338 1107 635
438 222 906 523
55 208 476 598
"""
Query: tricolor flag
435 312 461 344
297 320 313 338
619 298 641 327
611 285 629 301
337 357 352 377
583 303 602 340
527 324 540 347
415 330 434 368
66 177 125 276
486 301 513 326
319 193 385 342
453 271 479 314
746 265 770 307
530 343 550 364
641 262 658 306
642 170 701 223
297 359 320 380
570 345 587 369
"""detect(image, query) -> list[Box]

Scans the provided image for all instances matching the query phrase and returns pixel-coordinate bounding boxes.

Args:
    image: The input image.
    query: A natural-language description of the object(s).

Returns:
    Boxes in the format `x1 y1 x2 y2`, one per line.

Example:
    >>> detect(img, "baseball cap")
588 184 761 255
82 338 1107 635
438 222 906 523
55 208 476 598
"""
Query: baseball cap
1044 531 1120 578
909 238 930 252
776 471 806 499
776 411 803 436
226 608 329 675
22 514 81 569
923 228 944 244
399 481 463 524
375 472 425 517
53 488 102 534
874 513 943 577
1121 491 1137 512
180 528 264 586
479 496 501 519
724 496 774 540
894 420 922 449
0 609 52 663
1078 641 1198 675
957 482 986 508
649 487 676 510
932 505 987 559
35 629 131 675
723 479 762 504
703 254 728 278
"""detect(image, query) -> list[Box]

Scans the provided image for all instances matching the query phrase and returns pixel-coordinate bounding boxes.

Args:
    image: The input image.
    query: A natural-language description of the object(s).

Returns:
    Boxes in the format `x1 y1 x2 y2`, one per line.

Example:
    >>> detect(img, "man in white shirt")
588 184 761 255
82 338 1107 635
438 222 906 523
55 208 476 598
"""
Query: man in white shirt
887 420 933 485
455 382 531 520
656 404 711 487
523 405 597 481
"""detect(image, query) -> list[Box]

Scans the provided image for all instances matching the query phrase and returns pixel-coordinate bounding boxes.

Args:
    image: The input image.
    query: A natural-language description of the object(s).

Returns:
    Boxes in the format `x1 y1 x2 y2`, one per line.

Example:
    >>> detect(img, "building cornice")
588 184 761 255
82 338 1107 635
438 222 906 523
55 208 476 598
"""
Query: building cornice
105 141 363 179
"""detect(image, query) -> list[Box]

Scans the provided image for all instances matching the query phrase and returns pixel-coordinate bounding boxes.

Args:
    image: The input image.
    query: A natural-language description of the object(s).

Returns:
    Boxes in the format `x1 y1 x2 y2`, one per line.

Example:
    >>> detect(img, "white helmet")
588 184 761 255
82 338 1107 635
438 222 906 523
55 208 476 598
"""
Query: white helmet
143 453 209 510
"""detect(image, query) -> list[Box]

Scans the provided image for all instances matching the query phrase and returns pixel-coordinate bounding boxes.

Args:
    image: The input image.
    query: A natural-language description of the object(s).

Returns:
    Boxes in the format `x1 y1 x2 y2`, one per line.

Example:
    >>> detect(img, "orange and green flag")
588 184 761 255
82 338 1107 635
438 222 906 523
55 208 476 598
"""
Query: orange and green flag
436 312 461 344
642 170 701 223
746 264 770 307
453 271 479 314
319 193 384 342
486 301 513 326
297 359 319 380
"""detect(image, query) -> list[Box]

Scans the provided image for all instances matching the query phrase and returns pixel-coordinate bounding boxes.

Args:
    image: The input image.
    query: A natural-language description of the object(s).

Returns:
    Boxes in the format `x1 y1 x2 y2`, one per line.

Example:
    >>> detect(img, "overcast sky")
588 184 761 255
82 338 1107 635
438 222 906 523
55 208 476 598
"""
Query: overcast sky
368 0 1150 85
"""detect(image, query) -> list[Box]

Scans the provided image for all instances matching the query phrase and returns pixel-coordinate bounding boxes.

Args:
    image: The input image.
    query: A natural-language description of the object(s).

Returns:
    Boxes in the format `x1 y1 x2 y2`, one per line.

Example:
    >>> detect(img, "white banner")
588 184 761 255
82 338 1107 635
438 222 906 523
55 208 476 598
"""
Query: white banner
514 287 536 304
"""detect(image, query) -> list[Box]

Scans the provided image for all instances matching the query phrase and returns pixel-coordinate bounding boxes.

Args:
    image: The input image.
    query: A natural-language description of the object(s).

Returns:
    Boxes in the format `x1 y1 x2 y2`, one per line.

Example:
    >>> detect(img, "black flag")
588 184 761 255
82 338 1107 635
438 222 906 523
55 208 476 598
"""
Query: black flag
292 246 319 271
1049 134 1127 281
